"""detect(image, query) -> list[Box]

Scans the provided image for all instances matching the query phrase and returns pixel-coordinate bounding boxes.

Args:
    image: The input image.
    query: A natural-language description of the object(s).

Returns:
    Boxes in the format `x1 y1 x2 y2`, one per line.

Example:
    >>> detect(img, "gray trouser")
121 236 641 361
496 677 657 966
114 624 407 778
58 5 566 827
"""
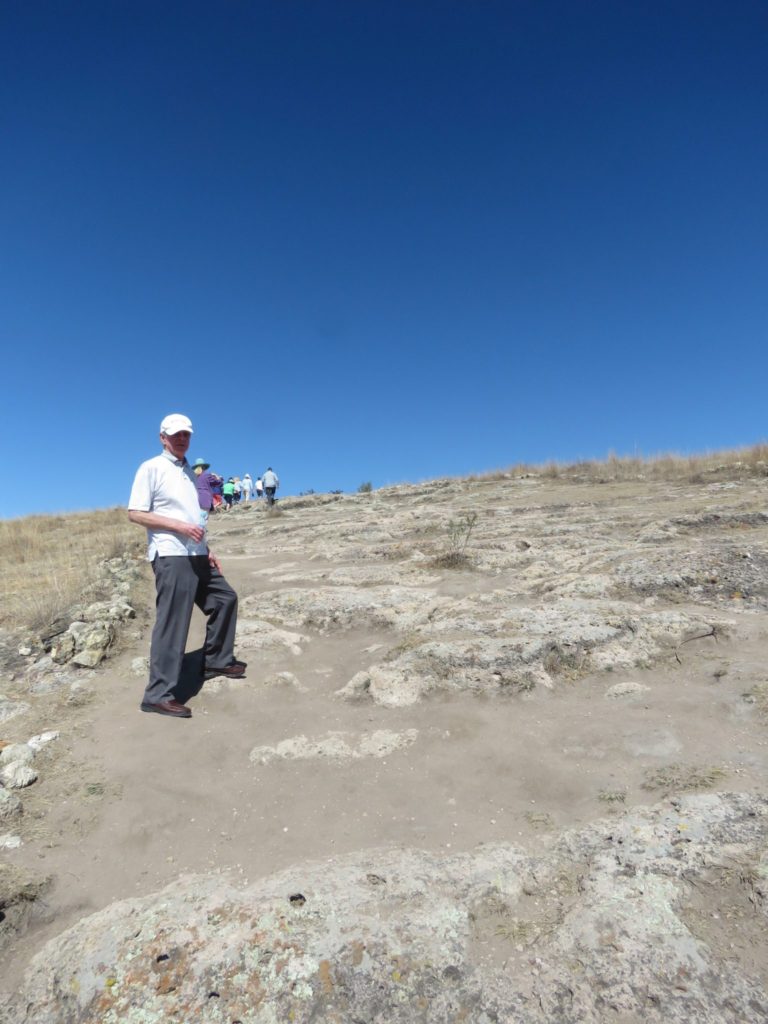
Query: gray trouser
144 555 238 705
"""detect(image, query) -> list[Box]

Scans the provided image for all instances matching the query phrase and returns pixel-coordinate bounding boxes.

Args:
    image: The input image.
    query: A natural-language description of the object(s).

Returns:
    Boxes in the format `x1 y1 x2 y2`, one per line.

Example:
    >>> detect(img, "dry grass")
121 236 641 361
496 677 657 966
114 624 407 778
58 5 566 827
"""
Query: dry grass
597 789 627 804
466 443 768 485
642 763 728 793
542 643 590 679
0 508 142 634
429 551 474 570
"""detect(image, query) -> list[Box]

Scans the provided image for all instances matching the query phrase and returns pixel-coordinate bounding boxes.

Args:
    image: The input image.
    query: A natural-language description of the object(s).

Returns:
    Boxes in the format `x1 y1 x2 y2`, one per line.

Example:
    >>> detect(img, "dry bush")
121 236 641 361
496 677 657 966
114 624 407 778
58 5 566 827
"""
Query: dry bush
642 763 727 793
597 789 627 804
0 507 142 634
429 512 478 570
430 551 473 570
542 643 590 679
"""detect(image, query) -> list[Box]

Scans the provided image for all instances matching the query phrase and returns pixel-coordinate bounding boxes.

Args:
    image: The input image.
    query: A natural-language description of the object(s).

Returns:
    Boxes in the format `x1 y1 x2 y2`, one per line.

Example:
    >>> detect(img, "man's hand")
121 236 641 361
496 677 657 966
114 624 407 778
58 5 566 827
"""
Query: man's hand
208 551 222 572
128 510 205 543
179 522 205 543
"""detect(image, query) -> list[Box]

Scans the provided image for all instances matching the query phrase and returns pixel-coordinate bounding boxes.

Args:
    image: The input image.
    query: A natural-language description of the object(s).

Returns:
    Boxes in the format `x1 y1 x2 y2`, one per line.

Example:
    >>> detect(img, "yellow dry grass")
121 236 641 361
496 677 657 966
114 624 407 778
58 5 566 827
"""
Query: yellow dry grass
0 508 143 634
471 443 768 484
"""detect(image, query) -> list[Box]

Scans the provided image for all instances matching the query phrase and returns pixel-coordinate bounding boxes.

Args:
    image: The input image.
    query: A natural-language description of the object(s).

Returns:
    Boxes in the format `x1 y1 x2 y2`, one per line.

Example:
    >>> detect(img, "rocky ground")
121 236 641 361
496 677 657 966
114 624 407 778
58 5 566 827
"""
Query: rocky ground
1 470 767 1022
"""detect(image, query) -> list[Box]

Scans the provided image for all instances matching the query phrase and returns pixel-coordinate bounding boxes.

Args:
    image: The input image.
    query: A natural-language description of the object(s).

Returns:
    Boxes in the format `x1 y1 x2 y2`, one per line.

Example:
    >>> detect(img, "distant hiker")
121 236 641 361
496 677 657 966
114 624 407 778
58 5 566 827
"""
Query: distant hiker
210 472 223 511
242 473 253 502
127 413 245 719
255 477 263 498
233 477 242 503
222 477 235 510
192 458 214 512
263 467 279 505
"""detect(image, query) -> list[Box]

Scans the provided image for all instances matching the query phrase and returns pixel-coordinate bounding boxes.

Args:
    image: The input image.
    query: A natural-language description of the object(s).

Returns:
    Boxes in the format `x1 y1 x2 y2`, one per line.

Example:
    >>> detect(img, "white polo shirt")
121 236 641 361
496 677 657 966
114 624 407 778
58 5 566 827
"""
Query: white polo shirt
128 451 208 560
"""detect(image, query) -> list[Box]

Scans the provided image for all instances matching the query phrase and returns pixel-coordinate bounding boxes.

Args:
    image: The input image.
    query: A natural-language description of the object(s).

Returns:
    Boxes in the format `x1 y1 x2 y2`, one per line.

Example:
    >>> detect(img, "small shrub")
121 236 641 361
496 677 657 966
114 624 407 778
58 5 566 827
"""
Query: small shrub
642 763 727 793
598 789 627 804
357 481 373 493
542 643 589 679
430 512 477 569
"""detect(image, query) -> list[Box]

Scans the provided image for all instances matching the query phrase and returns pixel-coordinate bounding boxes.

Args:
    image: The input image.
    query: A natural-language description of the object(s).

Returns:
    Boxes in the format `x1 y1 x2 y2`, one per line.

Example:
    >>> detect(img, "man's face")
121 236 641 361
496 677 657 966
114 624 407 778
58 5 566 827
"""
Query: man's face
160 430 192 460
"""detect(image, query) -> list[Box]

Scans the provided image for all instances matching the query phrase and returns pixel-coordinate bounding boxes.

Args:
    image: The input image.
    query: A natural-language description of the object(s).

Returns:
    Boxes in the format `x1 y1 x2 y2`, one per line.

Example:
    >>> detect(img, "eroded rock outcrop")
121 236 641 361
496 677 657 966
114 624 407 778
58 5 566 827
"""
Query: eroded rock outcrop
5 793 767 1024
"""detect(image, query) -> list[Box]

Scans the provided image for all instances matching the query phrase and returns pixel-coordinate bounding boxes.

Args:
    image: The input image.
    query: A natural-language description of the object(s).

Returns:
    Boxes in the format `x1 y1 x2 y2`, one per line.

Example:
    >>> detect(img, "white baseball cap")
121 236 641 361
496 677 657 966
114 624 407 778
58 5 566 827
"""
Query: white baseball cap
160 413 194 435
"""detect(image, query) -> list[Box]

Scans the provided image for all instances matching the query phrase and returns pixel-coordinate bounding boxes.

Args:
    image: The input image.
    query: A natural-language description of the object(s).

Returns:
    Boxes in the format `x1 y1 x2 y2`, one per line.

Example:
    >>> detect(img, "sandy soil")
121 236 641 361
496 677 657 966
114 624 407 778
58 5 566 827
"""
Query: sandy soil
2 476 767 997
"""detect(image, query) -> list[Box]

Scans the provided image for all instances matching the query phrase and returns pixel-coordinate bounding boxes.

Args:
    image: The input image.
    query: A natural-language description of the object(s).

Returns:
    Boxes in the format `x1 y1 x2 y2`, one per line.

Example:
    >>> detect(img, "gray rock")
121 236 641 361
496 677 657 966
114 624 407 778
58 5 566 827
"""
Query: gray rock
0 862 49 960
246 583 726 704
0 698 29 726
70 648 106 668
0 788 22 822
604 680 651 698
82 602 111 622
27 731 59 752
113 601 135 619
66 681 94 706
0 745 34 768
0 762 37 789
236 617 310 655
50 632 76 664
77 622 115 652
249 728 419 765
130 656 149 677
7 793 768 1024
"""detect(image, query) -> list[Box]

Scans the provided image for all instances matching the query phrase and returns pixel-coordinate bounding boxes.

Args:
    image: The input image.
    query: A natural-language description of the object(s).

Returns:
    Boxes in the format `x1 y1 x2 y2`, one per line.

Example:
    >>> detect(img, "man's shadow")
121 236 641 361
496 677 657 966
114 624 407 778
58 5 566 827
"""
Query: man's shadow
172 648 206 705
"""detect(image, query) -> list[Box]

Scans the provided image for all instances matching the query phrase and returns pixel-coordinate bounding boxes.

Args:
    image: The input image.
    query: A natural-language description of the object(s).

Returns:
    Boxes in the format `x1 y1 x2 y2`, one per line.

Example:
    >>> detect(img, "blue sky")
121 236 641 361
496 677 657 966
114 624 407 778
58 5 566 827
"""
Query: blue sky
2 1 766 518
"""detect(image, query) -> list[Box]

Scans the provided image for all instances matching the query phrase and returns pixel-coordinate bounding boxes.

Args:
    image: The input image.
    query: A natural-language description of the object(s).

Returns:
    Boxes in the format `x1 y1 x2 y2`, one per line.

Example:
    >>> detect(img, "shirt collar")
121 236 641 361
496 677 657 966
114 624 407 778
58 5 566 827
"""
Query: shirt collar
161 449 187 468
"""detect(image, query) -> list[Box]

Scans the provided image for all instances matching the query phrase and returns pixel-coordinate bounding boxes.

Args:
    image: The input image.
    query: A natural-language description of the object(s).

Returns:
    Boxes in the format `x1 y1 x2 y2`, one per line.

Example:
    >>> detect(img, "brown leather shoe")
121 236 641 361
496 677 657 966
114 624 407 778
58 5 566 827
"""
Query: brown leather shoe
140 699 192 718
203 662 246 681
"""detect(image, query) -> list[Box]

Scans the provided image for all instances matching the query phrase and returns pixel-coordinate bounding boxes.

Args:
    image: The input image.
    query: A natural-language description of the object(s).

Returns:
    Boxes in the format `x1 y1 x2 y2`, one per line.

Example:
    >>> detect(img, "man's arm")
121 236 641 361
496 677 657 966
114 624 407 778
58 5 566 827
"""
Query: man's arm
127 509 204 543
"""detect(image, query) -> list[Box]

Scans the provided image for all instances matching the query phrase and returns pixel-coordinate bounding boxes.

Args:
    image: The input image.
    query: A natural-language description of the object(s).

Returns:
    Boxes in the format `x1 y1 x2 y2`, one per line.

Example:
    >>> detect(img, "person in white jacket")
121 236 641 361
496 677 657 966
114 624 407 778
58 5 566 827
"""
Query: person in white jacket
242 474 253 502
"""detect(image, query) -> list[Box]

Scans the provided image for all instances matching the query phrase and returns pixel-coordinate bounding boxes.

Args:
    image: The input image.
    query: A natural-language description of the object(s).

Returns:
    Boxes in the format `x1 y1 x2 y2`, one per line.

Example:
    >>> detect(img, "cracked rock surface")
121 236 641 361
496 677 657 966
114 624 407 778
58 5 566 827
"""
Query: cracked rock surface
6 794 768 1024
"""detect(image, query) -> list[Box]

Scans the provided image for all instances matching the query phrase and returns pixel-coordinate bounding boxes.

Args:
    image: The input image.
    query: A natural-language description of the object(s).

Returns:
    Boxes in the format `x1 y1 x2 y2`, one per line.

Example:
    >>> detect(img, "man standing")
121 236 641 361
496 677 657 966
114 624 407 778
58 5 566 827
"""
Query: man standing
128 414 245 718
